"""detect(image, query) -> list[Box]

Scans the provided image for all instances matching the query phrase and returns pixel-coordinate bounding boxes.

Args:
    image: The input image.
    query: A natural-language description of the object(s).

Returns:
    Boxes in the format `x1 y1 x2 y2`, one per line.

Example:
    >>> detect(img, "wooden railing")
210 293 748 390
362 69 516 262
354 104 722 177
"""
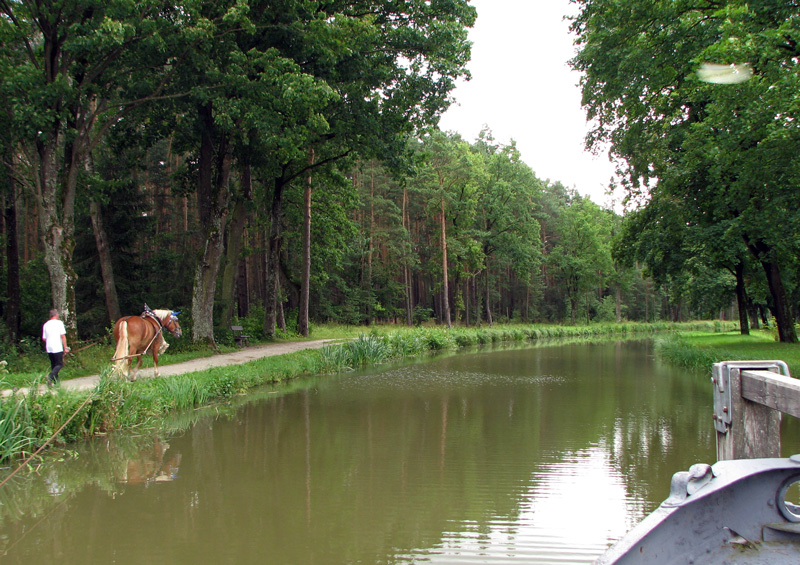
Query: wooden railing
712 360 798 461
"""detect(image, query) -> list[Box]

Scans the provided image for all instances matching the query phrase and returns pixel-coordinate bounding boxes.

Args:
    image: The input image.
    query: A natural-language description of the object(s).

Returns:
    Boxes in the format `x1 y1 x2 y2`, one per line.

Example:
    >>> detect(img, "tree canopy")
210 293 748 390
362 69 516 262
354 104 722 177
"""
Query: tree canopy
0 1 796 349
570 0 800 341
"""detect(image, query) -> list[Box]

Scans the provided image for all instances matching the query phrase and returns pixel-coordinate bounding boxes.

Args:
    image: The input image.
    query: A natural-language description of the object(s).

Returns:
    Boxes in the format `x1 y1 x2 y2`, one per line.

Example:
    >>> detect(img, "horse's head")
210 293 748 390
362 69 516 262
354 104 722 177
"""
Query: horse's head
163 311 182 338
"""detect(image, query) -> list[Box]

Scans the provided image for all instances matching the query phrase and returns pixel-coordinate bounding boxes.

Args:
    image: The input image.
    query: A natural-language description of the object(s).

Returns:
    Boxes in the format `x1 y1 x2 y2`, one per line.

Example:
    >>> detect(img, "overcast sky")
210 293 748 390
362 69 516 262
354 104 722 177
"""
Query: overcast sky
438 0 619 208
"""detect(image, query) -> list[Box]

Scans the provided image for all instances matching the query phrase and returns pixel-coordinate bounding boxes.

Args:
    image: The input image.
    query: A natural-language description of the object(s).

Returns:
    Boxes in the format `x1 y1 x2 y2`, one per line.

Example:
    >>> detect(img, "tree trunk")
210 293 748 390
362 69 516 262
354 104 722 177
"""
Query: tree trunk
220 161 252 328
365 168 375 325
190 102 232 346
219 198 247 328
2 151 20 342
440 197 451 328
277 271 287 332
465 278 471 326
263 179 286 339
473 275 480 326
570 293 577 325
760 258 797 342
298 149 313 337
89 200 121 323
484 269 493 327
748 298 760 331
36 131 78 342
733 261 750 336
402 187 413 326
237 250 250 319
745 237 798 343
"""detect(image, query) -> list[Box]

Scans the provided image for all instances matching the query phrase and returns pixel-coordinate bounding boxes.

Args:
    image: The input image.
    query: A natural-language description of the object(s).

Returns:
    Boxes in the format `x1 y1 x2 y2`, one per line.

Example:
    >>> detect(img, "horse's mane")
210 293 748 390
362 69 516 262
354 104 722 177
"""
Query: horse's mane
152 309 173 321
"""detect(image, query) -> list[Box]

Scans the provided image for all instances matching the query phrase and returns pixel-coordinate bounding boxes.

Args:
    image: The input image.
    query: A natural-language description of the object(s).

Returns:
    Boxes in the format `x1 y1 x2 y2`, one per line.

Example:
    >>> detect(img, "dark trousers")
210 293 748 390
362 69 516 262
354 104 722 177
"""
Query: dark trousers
48 351 64 382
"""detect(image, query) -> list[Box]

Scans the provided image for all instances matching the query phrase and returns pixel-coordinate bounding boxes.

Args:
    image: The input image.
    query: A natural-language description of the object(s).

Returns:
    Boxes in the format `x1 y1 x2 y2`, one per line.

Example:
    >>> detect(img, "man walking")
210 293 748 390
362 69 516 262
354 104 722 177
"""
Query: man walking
42 309 69 386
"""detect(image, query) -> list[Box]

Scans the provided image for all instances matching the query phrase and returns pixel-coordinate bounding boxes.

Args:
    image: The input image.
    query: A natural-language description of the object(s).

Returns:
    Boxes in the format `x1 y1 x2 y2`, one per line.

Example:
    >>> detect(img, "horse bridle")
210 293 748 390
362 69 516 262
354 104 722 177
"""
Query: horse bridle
143 311 180 337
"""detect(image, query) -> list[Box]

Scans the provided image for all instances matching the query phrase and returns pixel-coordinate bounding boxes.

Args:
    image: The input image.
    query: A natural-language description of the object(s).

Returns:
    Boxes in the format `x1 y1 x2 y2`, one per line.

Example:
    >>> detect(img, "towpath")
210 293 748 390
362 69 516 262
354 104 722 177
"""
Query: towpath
3 339 338 397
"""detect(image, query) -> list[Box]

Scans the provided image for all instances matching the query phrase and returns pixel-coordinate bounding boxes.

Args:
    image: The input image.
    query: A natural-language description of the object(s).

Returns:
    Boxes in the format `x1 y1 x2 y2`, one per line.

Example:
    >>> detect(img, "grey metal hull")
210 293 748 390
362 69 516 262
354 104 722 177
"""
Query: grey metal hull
597 457 800 563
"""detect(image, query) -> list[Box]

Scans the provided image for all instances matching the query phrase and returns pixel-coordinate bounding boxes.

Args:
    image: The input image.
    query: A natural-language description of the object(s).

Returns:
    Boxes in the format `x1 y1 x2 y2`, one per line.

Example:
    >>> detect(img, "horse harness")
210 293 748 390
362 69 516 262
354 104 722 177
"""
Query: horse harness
111 312 165 361
139 311 167 355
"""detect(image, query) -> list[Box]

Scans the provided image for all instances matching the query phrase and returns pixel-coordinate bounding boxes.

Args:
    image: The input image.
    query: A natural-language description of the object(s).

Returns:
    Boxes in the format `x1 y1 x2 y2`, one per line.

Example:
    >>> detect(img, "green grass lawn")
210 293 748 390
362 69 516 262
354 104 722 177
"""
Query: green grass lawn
671 329 800 376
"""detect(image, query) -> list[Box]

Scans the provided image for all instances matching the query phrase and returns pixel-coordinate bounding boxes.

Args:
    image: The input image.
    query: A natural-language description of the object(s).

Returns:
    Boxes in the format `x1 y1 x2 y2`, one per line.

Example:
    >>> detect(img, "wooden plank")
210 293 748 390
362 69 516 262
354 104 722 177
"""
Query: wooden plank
716 368 782 461
741 370 800 419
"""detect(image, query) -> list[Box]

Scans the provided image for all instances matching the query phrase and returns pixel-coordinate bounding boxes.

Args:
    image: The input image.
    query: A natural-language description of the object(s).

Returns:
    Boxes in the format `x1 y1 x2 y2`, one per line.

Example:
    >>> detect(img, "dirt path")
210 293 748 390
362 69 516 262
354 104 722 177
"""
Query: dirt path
3 340 338 397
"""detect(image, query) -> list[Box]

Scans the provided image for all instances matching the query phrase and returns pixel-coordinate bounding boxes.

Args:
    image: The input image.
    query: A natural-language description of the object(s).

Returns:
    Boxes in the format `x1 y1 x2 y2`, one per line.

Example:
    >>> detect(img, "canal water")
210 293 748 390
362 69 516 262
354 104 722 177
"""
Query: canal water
2 339 799 563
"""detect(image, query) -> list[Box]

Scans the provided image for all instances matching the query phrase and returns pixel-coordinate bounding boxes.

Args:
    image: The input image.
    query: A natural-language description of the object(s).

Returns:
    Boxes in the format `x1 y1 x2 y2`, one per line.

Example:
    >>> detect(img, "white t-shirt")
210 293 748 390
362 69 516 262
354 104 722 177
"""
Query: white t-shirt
42 319 66 353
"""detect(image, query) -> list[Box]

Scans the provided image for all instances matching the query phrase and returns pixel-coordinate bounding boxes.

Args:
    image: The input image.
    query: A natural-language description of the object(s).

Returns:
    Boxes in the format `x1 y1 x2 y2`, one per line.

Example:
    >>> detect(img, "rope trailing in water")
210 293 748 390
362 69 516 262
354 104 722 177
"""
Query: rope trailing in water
0 489 74 556
0 389 97 490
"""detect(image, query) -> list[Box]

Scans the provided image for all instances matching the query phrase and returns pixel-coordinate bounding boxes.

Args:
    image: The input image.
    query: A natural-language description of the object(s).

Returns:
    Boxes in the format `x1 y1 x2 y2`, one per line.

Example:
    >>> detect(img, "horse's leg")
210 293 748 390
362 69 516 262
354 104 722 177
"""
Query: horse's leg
152 335 162 377
131 354 143 382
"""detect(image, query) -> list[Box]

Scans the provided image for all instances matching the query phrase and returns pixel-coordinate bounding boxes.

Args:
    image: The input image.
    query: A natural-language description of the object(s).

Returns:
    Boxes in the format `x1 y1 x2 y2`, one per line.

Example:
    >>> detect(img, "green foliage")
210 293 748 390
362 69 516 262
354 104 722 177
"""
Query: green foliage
571 0 800 341
413 306 434 325
594 296 618 323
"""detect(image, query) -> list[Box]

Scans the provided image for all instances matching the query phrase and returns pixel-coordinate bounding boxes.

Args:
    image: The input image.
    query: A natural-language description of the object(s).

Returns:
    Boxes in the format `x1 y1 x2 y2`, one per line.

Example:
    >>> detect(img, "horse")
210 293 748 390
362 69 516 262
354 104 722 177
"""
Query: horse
112 308 182 380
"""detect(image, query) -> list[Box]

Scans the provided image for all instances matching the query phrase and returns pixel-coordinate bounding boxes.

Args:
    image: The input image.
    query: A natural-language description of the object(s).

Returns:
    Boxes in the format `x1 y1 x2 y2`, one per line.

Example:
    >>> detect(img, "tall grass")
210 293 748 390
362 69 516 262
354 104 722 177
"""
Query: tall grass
656 329 800 376
0 395 34 461
654 334 722 373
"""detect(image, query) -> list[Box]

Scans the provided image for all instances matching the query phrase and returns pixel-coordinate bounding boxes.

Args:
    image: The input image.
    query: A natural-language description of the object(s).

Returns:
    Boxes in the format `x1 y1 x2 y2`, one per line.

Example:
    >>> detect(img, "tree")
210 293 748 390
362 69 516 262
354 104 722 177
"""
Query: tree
571 0 800 341
0 0 195 340
298 149 314 336
412 131 478 327
471 131 542 325
547 197 613 324
246 0 476 337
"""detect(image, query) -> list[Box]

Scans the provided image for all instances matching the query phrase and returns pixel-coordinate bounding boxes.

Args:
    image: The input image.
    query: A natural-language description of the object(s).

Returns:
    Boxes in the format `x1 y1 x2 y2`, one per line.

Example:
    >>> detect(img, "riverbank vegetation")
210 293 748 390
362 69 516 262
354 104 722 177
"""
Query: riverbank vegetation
0 321 737 463
656 331 800 376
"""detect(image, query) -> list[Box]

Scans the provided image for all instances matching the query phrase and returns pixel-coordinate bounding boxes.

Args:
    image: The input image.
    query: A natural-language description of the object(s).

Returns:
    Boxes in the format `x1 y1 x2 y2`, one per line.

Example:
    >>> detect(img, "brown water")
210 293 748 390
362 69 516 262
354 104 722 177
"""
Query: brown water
2 339 799 563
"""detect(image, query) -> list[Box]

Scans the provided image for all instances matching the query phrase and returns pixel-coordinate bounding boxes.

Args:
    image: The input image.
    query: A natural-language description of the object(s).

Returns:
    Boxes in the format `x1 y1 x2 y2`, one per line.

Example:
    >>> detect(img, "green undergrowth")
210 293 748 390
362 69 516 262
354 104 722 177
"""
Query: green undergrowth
0 320 739 464
655 330 800 375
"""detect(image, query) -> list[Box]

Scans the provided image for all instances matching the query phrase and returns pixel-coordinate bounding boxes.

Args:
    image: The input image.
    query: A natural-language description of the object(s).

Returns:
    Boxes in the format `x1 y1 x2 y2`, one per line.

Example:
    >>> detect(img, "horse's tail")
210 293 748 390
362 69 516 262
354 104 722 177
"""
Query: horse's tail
113 321 129 377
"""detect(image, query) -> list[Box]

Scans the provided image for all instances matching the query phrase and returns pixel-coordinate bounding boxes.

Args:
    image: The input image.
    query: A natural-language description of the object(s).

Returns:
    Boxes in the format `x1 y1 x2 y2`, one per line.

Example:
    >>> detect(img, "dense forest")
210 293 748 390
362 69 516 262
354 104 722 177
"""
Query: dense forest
1 0 798 348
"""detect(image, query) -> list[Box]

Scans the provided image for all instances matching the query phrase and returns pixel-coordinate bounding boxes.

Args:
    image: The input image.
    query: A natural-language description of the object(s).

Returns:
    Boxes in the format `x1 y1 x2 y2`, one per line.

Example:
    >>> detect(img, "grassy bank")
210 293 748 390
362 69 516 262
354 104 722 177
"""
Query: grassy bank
655 329 800 376
0 321 737 464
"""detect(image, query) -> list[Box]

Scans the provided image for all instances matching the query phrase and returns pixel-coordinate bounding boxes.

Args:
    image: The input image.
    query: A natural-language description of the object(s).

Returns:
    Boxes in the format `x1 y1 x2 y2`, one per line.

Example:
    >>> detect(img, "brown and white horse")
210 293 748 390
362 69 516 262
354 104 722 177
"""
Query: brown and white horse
113 309 182 380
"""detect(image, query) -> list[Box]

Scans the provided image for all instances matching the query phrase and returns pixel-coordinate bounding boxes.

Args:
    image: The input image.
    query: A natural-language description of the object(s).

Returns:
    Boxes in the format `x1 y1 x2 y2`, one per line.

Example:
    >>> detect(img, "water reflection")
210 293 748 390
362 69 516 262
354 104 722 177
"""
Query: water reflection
117 438 181 486
1 339 799 563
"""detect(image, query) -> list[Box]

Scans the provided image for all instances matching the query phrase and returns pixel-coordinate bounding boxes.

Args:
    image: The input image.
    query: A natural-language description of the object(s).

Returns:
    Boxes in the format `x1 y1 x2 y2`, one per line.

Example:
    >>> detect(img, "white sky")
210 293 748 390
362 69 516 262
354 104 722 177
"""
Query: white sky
438 0 620 209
